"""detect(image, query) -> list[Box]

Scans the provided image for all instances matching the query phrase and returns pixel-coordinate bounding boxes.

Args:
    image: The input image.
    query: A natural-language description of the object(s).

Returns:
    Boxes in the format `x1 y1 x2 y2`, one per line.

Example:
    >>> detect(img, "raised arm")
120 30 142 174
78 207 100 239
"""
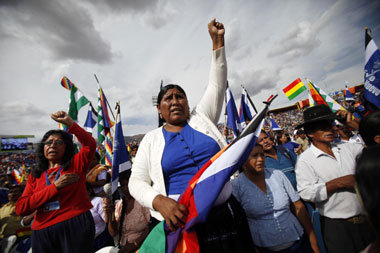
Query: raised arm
51 111 96 172
196 19 227 124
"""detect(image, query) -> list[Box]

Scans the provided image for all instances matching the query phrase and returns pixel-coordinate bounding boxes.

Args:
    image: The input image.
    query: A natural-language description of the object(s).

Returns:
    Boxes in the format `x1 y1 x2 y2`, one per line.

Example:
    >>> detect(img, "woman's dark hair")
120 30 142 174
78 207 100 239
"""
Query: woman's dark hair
355 146 380 233
359 110 380 147
34 130 75 178
157 84 187 127
118 169 132 245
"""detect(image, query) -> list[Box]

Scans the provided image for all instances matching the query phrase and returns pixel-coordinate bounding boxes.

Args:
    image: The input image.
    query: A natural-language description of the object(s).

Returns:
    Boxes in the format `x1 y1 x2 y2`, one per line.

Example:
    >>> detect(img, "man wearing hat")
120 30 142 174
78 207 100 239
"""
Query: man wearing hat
295 105 374 253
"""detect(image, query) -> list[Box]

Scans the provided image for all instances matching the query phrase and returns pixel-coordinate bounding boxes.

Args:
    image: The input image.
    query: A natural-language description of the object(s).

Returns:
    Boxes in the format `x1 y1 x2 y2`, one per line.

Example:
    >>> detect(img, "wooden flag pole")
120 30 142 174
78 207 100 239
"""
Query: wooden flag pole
94 74 116 121
112 101 120 155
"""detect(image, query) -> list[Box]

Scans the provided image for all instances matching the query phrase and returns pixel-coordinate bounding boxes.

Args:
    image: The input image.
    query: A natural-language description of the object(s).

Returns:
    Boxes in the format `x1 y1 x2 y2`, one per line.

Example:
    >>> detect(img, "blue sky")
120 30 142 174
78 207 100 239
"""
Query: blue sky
0 0 379 141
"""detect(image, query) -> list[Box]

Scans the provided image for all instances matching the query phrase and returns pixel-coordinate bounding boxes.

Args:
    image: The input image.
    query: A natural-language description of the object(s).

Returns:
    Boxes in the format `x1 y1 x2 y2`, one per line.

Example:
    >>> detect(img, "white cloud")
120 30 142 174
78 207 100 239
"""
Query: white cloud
1 0 379 139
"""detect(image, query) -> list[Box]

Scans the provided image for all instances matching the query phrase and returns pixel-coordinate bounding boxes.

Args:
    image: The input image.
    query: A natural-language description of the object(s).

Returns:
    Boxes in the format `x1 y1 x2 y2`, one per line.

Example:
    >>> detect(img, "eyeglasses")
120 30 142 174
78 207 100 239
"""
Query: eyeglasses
44 140 64 146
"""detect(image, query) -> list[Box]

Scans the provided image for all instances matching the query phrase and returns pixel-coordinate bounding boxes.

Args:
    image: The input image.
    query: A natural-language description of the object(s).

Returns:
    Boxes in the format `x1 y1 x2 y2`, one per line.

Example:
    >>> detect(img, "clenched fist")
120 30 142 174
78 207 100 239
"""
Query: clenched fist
51 111 74 127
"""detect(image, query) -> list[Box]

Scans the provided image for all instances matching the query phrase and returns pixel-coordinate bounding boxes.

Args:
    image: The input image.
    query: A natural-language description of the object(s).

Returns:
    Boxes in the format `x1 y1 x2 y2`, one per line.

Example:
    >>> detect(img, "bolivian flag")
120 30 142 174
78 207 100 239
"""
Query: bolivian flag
283 78 307 100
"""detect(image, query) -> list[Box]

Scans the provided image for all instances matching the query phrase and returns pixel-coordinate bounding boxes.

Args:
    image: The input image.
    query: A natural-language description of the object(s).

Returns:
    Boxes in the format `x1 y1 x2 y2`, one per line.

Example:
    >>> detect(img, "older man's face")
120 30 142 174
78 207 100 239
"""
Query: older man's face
307 121 335 144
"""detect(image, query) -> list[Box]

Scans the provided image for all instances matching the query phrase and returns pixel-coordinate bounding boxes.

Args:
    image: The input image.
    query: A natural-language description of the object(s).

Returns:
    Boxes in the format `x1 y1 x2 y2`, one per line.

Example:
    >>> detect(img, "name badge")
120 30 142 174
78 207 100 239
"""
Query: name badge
43 201 60 212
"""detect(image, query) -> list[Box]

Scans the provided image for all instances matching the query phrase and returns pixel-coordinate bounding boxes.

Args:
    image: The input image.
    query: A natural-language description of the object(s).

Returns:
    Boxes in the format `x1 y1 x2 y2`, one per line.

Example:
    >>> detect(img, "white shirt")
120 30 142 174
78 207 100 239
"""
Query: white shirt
129 47 228 221
295 142 363 219
90 196 106 238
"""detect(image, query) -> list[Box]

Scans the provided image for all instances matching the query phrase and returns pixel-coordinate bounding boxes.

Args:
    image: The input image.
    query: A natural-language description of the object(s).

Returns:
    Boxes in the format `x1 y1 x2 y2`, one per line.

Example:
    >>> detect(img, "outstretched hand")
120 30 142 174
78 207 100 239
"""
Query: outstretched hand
51 111 74 127
208 18 225 50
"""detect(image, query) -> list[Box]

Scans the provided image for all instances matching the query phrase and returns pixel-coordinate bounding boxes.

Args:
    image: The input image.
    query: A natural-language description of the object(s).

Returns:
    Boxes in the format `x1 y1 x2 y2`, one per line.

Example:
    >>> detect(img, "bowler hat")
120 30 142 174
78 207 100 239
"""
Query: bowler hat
296 104 335 129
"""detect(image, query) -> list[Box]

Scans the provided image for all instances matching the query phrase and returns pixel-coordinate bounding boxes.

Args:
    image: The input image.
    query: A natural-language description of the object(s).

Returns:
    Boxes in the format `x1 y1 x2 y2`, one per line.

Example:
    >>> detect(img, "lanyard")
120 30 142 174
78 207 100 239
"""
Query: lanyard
45 167 63 186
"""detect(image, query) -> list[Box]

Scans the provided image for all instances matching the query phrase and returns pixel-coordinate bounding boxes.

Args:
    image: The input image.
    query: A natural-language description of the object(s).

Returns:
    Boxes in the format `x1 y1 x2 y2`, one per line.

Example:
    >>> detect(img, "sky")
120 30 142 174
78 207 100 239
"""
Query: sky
1 0 380 142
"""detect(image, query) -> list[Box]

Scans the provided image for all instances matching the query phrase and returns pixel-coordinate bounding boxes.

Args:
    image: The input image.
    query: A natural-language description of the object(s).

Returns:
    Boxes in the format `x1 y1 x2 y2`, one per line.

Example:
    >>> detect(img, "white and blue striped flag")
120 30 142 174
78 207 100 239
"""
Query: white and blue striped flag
226 84 241 139
239 87 254 129
111 104 131 194
84 103 97 133
364 28 380 109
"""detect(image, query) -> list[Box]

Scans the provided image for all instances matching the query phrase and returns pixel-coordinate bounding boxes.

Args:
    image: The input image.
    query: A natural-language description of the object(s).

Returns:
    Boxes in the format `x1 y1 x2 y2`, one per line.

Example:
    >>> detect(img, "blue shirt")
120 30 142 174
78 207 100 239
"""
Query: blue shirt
265 147 297 190
282 142 300 152
231 168 303 248
162 123 220 196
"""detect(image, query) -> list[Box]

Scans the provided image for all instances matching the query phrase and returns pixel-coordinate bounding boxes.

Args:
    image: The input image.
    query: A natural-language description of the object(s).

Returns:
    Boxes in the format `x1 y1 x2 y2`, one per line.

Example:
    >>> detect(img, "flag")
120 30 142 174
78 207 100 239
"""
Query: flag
139 101 271 253
239 87 253 128
67 80 90 122
58 123 68 131
283 78 307 100
308 89 316 107
308 81 345 112
270 117 282 131
364 28 380 108
12 169 24 185
84 103 98 133
111 104 132 194
105 132 113 167
61 76 73 90
225 85 241 138
97 85 114 164
345 87 355 102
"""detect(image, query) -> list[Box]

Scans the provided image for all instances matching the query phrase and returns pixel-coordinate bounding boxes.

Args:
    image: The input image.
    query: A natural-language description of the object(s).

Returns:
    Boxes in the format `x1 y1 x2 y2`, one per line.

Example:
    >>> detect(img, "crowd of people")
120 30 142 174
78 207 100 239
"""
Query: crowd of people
0 18 379 253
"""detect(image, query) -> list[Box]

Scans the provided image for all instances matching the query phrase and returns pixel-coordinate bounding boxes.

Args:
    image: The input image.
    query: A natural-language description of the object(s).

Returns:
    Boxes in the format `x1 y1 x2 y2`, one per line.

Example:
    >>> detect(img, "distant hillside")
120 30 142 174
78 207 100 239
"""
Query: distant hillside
124 134 145 144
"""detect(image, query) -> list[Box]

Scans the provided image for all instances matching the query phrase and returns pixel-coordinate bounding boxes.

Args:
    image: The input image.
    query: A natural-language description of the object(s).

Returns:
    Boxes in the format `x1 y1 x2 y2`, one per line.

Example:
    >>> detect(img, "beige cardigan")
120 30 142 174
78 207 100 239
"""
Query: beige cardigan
129 47 228 220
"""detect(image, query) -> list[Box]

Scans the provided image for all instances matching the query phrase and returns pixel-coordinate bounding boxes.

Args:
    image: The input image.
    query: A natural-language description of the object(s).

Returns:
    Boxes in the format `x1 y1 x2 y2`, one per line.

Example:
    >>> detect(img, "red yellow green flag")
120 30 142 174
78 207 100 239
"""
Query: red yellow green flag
283 78 307 100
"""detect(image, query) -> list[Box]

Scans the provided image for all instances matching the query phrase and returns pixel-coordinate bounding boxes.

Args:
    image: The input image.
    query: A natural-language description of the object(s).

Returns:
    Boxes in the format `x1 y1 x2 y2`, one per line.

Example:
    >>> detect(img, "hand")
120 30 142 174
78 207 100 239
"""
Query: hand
326 174 355 195
152 195 188 231
337 174 356 189
54 173 79 190
336 110 358 130
102 197 115 222
51 111 74 127
208 18 225 50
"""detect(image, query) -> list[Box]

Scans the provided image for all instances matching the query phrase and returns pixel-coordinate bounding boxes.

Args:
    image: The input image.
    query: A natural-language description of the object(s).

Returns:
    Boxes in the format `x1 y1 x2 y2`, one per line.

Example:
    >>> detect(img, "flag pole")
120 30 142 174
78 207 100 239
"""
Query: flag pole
112 101 120 156
94 74 116 120
241 85 258 113
224 81 229 142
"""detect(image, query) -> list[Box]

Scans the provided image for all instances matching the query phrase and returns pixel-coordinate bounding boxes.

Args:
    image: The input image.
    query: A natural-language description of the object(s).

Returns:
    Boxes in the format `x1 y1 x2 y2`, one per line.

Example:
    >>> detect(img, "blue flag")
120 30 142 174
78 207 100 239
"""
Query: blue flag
226 85 241 139
364 28 380 109
84 104 97 133
111 105 131 194
345 88 355 102
239 87 253 129
270 117 282 131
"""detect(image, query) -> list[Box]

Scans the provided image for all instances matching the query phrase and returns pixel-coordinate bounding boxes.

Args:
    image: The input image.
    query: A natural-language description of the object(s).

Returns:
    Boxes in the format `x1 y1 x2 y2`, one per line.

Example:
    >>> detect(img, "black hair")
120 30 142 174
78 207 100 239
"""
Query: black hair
359 110 380 147
358 90 378 113
355 146 380 233
34 130 75 178
94 152 101 162
157 84 187 127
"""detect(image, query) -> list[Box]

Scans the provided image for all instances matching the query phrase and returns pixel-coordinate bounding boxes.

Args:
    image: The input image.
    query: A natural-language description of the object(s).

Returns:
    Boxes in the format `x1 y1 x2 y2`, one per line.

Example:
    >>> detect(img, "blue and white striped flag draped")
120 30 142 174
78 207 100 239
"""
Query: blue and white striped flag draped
111 105 131 194
84 103 98 133
239 87 253 129
345 88 355 102
270 117 282 131
226 85 241 139
364 28 380 109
